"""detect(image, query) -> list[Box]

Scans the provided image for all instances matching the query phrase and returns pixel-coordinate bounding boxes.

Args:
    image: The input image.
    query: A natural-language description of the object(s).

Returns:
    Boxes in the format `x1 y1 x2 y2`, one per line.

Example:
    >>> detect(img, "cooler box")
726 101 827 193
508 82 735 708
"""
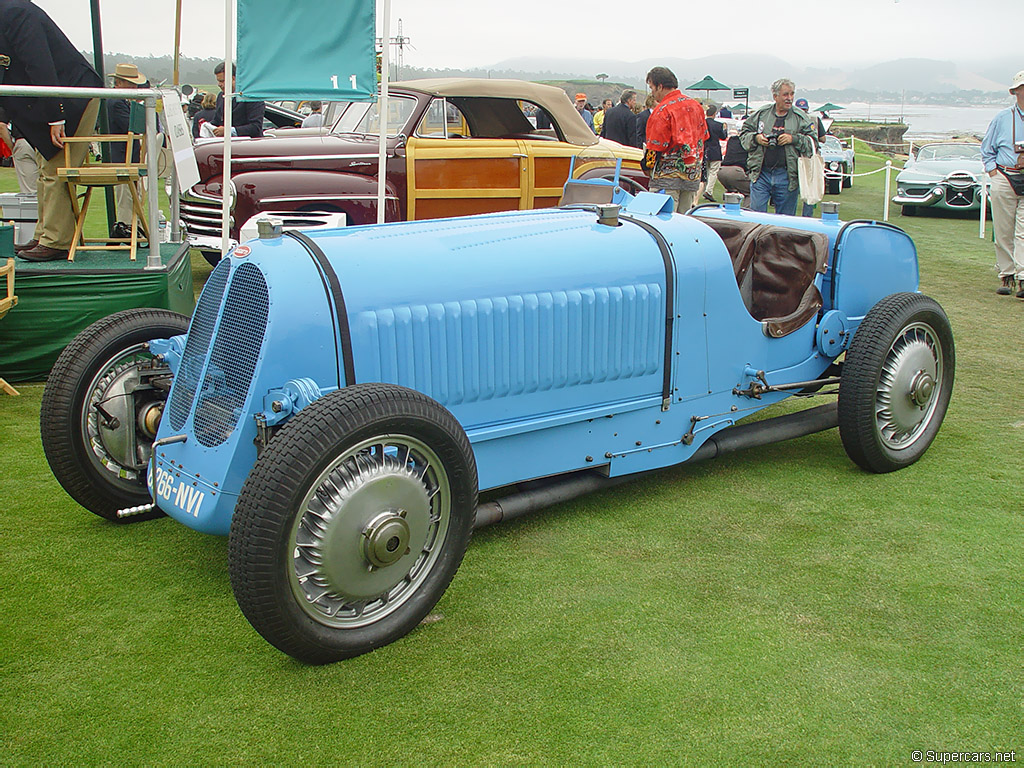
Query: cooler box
0 222 13 259
0 193 38 246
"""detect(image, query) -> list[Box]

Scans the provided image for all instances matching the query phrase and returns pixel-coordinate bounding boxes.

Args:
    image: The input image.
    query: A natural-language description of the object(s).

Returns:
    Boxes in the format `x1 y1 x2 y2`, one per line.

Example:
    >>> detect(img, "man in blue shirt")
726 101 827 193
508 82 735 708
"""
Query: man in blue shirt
981 70 1024 297
574 93 594 132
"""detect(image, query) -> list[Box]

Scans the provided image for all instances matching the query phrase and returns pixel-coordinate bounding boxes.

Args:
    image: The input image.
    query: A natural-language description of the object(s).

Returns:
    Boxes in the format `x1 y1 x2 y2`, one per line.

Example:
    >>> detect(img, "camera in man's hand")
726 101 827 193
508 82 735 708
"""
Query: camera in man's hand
767 134 779 147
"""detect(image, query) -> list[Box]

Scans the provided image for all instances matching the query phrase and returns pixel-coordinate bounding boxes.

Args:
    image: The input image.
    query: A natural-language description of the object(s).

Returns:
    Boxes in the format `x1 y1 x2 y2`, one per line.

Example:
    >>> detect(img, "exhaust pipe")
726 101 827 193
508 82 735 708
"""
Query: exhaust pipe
473 402 838 529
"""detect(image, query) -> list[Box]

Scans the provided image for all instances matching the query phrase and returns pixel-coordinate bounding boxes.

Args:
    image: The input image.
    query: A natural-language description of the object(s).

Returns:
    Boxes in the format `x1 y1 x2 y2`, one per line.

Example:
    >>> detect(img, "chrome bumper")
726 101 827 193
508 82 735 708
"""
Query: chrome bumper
892 188 942 207
187 233 238 253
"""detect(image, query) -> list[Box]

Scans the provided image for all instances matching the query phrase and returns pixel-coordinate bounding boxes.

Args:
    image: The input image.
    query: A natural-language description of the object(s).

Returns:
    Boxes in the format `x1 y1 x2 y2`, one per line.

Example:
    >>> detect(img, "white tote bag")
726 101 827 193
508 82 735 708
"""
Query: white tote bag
798 139 825 206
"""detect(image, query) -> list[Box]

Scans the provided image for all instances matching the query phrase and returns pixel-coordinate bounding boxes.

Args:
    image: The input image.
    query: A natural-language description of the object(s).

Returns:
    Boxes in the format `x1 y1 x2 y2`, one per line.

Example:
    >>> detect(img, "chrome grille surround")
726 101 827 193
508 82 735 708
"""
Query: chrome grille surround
168 258 231 430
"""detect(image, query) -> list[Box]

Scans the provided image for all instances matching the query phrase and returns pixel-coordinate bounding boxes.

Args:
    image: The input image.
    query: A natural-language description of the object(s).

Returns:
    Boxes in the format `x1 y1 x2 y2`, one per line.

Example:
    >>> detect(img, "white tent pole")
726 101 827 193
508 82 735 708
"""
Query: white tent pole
221 0 234 257
376 0 391 225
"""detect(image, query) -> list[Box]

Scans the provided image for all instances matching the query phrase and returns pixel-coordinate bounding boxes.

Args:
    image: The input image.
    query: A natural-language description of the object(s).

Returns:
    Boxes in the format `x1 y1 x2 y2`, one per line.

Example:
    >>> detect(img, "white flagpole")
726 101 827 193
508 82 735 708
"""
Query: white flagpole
221 0 234 257
376 0 391 225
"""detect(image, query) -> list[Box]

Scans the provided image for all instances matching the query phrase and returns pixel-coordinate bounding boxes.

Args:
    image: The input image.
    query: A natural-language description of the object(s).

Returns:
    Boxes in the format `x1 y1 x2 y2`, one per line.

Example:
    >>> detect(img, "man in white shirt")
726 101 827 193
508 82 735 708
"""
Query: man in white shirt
301 101 324 129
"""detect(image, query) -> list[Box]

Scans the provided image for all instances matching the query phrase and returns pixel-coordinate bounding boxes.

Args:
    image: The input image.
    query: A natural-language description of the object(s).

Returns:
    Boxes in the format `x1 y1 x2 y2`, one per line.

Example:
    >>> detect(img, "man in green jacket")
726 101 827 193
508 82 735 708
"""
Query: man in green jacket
739 78 816 215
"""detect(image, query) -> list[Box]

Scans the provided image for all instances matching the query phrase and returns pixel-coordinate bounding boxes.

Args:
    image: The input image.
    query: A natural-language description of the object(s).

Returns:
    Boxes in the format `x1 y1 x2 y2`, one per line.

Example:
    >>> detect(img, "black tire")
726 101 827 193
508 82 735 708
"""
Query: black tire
200 249 221 267
228 383 478 664
842 162 853 188
838 293 954 473
40 308 191 521
826 176 841 195
900 204 917 217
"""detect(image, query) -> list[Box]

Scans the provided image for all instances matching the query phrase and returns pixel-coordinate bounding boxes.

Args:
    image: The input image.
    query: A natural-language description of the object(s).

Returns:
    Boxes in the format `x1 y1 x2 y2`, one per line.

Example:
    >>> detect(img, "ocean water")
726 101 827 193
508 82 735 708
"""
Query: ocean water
832 102 1014 139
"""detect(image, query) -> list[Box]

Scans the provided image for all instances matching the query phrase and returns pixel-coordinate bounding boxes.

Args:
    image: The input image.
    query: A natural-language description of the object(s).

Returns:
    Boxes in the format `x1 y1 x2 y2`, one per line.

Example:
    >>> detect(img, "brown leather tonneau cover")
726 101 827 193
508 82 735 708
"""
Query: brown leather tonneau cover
696 216 829 337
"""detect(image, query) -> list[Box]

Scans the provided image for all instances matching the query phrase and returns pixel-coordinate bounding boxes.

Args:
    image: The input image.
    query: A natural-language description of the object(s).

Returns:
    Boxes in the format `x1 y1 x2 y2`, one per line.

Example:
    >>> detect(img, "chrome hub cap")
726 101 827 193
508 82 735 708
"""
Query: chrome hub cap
362 510 412 570
289 435 451 629
875 322 943 450
908 371 935 408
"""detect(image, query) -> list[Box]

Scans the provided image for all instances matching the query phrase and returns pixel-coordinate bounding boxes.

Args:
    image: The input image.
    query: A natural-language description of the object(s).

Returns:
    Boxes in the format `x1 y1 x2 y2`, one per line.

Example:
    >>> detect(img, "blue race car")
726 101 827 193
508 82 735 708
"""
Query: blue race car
41 179 954 664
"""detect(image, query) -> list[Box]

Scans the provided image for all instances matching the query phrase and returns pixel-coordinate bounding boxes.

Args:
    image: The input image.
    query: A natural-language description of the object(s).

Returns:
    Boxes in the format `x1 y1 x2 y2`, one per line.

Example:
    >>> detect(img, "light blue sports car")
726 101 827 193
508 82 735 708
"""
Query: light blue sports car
821 135 856 195
893 142 985 216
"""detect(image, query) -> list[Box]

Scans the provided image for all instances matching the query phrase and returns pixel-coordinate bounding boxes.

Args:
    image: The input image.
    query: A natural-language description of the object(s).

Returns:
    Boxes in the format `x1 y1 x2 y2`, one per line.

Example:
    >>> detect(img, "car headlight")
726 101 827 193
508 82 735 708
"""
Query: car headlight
829 162 840 171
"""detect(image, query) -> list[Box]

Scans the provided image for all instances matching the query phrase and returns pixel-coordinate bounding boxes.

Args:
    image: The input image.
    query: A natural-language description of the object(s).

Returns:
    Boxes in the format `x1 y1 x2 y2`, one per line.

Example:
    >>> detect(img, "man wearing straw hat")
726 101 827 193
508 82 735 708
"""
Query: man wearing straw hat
0 0 102 261
981 70 1024 298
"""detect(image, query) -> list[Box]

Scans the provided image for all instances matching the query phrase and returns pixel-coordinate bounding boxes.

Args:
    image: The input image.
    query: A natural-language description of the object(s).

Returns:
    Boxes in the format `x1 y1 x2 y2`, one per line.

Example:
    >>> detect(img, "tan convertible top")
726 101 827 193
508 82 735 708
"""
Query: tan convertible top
393 78 600 147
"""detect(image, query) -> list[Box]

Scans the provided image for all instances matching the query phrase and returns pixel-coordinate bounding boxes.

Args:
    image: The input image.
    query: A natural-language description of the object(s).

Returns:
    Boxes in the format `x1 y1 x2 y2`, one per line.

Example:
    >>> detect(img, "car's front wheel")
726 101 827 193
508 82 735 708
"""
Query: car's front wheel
900 204 917 217
228 384 478 664
838 293 954 473
40 309 190 520
843 161 853 188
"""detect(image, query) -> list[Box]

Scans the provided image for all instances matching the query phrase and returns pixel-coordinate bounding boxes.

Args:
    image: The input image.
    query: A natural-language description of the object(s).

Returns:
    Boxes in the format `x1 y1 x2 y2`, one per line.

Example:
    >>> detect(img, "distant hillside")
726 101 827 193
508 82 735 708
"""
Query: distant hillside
410 54 1009 103
845 59 1004 93
89 51 1012 105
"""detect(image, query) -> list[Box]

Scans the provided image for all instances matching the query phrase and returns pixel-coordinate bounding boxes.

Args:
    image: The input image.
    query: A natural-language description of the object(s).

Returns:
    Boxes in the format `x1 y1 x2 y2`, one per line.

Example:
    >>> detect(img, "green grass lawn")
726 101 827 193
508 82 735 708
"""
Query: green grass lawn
1 149 1022 764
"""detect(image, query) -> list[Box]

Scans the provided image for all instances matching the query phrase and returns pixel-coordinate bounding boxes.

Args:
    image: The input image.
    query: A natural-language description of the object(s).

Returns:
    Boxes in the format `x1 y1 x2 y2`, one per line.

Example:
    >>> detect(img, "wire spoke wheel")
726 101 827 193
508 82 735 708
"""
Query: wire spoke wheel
40 309 190 520
289 435 451 629
874 322 943 450
229 384 477 664
839 293 954 473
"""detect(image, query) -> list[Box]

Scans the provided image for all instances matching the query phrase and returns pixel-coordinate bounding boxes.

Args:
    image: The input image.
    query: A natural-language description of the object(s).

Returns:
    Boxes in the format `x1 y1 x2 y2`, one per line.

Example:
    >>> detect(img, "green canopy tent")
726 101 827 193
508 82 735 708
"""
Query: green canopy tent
816 102 845 114
685 75 731 102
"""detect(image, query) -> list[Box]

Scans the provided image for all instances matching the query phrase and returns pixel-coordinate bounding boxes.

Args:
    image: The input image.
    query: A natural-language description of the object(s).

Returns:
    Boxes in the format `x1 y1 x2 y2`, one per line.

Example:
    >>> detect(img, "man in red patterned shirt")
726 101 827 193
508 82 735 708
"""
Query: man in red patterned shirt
643 66 709 212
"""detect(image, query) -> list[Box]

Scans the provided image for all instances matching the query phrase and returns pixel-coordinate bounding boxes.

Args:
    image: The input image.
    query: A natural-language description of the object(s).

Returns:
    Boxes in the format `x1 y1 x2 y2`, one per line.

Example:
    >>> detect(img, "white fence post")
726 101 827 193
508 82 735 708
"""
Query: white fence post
883 160 892 222
980 178 988 239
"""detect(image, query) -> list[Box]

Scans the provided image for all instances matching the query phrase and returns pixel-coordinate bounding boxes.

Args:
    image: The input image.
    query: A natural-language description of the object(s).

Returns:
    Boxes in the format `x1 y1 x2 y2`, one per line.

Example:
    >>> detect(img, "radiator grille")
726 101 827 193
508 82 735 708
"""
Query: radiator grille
168 258 230 430
357 283 663 407
192 263 269 447
180 190 226 238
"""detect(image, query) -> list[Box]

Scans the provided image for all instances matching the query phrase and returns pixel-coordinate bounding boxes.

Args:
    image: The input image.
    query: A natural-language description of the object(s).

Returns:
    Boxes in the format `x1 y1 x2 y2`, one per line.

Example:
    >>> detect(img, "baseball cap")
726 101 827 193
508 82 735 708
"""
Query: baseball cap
795 98 809 110
1010 71 1024 92
575 93 587 101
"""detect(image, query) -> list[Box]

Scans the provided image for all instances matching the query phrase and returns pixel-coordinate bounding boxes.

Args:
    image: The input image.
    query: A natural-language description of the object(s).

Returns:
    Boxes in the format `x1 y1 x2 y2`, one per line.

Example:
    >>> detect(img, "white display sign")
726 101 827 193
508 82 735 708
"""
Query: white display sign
160 89 200 191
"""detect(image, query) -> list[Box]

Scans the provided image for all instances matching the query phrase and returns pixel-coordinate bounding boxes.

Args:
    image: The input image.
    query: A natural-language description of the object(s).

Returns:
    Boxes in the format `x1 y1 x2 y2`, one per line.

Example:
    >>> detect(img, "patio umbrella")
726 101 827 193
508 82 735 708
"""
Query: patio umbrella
816 102 844 113
685 75 731 101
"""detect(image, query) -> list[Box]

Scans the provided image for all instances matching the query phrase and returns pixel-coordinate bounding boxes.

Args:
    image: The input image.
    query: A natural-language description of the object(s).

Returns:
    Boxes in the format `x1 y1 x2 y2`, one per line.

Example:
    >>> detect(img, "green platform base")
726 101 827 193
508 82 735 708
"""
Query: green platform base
0 243 194 383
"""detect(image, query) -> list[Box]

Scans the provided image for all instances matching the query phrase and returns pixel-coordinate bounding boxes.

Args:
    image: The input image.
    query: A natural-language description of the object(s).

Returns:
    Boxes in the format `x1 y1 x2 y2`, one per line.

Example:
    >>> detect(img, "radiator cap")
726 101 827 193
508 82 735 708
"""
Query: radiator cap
256 217 283 239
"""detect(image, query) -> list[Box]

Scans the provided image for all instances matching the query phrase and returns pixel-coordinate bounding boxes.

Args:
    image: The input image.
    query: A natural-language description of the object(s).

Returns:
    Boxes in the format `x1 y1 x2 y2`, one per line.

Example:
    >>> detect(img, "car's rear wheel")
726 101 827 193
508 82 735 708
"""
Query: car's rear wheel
228 383 478 664
40 309 190 520
838 293 954 473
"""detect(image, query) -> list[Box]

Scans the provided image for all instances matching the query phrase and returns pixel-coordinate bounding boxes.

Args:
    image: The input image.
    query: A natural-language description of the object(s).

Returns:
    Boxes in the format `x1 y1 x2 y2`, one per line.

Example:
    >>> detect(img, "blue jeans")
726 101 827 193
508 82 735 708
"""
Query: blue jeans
751 166 798 216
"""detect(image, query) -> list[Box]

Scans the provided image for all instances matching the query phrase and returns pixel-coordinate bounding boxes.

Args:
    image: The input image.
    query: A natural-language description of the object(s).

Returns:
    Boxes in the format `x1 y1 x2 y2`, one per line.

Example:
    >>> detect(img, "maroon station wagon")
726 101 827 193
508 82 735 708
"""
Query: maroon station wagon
181 78 648 262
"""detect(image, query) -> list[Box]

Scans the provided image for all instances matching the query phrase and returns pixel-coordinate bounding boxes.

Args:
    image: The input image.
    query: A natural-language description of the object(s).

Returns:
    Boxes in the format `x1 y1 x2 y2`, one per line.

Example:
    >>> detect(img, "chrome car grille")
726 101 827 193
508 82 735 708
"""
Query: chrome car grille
944 186 976 207
168 258 231 430
166 260 270 448
944 173 977 207
181 190 232 239
193 263 270 447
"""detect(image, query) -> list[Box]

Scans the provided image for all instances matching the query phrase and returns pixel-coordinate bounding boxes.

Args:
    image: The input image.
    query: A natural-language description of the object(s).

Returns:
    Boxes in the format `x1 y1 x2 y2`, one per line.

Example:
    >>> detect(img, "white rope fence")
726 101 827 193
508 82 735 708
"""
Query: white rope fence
822 137 989 238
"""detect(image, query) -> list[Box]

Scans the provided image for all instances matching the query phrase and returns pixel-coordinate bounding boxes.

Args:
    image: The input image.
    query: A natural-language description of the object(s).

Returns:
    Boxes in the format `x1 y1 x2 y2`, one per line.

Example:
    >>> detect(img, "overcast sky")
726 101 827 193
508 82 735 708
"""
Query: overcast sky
31 0 1014 72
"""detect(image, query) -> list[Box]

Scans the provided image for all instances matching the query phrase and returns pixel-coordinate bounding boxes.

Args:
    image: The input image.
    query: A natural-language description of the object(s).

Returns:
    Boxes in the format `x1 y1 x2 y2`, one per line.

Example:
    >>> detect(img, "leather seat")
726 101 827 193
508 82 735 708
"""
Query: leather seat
742 227 829 337
696 216 829 338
